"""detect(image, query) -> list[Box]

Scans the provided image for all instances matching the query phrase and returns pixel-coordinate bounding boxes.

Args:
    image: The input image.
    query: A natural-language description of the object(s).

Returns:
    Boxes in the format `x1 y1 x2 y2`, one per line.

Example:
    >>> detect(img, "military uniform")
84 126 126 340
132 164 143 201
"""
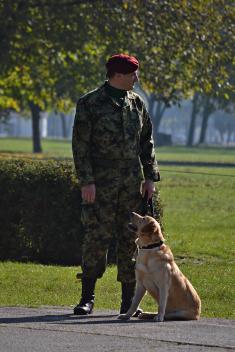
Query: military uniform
72 81 160 283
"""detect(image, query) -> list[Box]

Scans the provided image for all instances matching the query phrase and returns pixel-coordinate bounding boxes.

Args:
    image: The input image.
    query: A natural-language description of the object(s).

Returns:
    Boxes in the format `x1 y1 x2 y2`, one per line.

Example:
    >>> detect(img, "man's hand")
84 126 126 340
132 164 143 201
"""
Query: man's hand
141 180 155 200
81 183 96 203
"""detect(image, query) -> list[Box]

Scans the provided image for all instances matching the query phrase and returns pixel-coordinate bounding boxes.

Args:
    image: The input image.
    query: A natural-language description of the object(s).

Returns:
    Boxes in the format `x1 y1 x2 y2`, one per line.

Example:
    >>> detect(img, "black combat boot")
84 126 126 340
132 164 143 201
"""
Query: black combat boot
74 277 96 315
120 282 142 317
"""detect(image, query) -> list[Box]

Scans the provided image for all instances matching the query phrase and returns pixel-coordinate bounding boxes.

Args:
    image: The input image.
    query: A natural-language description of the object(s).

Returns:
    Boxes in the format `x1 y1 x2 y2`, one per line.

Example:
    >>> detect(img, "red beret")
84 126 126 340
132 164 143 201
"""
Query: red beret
106 54 139 74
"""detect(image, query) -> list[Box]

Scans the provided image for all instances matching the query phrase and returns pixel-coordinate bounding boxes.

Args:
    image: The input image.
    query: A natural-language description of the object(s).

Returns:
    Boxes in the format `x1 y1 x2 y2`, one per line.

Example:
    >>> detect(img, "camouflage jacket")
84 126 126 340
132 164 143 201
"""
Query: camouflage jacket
72 82 160 187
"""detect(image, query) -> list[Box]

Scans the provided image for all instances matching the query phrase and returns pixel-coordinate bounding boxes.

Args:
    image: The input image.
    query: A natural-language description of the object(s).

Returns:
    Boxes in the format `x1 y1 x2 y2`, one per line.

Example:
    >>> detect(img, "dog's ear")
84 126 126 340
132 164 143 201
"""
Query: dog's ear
141 222 156 235
142 221 165 241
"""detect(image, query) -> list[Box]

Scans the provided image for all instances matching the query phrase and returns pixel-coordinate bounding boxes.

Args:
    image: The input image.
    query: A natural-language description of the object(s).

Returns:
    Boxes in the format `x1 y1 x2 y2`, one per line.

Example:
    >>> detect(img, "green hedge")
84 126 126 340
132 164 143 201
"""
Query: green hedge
0 158 163 265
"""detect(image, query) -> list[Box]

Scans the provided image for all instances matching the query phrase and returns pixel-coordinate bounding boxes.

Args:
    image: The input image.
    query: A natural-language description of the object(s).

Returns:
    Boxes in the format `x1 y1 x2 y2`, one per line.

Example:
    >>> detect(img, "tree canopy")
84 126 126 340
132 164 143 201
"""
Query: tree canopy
1 0 234 107
0 0 234 150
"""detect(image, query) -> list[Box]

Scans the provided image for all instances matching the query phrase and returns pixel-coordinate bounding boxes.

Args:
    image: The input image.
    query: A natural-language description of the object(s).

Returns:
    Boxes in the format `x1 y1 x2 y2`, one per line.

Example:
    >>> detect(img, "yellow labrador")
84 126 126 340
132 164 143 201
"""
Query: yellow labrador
118 213 201 322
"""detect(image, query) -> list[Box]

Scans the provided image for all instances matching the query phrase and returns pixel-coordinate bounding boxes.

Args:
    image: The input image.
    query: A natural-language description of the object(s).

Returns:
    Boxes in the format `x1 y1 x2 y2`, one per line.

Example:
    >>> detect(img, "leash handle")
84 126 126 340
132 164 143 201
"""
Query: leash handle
141 191 154 217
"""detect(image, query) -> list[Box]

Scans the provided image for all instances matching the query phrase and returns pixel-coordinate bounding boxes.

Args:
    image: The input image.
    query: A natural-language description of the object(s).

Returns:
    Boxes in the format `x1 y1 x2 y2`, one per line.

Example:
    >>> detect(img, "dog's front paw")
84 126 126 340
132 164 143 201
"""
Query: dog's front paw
153 314 164 322
117 314 131 320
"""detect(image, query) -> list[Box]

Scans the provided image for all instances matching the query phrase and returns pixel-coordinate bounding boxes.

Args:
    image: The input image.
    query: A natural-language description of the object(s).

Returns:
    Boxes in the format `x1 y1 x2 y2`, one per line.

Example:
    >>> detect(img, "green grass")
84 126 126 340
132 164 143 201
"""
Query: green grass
0 137 72 158
0 138 234 318
0 137 234 163
158 166 235 260
157 145 235 164
0 260 234 319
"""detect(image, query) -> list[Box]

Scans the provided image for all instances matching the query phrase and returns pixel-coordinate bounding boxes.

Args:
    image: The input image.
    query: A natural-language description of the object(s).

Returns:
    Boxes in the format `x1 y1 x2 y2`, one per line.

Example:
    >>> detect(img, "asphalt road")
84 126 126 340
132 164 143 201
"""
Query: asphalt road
0 307 234 352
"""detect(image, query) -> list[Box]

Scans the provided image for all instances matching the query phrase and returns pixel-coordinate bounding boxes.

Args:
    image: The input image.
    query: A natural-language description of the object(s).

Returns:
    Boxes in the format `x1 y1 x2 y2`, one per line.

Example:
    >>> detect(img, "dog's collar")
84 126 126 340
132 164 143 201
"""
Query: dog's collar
140 240 164 250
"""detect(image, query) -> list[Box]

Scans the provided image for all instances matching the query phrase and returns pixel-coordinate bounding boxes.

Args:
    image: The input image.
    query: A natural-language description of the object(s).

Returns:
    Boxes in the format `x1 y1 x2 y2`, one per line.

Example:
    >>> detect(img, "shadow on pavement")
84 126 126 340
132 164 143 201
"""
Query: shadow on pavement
0 312 159 325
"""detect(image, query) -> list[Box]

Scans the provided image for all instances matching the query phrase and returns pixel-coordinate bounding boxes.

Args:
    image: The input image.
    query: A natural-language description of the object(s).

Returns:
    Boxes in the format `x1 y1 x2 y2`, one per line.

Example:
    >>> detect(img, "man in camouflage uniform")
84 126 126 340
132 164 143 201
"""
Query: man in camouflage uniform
72 54 160 315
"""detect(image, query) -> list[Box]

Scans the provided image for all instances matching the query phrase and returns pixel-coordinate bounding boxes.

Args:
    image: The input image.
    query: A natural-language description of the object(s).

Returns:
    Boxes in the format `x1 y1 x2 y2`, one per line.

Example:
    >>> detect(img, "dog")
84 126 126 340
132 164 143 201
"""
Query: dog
118 212 201 322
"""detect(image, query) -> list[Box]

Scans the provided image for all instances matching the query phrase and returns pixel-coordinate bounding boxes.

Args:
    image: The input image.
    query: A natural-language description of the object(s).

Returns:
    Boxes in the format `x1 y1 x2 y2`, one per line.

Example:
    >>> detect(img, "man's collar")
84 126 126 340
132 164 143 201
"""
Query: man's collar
97 81 136 106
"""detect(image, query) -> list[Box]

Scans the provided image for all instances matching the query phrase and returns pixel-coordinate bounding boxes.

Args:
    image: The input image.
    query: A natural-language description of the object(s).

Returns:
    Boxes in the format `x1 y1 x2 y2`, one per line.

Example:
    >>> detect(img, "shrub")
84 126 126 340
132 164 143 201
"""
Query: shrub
0 158 163 265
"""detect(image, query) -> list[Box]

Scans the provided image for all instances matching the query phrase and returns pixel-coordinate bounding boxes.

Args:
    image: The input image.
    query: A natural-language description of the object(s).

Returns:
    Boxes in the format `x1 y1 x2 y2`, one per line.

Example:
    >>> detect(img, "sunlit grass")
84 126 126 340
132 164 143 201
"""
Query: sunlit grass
0 138 72 158
157 145 235 164
0 261 234 319
159 166 235 259
0 137 234 163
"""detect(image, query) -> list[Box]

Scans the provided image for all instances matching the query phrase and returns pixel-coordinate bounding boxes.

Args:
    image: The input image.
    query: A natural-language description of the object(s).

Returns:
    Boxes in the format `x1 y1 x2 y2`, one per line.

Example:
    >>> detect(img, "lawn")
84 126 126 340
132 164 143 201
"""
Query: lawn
157 145 235 164
0 258 234 319
159 166 235 259
0 137 234 163
0 137 72 159
0 138 234 319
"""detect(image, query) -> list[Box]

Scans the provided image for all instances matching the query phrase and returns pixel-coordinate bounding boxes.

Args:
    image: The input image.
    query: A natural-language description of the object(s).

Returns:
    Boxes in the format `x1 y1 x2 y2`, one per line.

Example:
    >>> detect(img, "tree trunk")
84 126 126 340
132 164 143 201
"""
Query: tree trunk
134 85 166 144
199 112 210 144
150 97 166 143
198 97 210 144
29 102 42 153
187 92 200 147
198 97 211 144
60 112 68 139
155 100 166 132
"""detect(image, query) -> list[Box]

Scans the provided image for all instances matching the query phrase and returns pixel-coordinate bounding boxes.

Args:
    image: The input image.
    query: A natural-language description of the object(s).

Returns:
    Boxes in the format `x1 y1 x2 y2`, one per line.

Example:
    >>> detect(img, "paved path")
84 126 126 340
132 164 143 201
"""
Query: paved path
0 307 234 352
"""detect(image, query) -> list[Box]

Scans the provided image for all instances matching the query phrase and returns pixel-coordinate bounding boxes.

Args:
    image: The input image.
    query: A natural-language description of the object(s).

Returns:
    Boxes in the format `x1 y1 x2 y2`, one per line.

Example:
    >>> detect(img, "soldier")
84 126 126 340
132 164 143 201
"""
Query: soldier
72 53 160 315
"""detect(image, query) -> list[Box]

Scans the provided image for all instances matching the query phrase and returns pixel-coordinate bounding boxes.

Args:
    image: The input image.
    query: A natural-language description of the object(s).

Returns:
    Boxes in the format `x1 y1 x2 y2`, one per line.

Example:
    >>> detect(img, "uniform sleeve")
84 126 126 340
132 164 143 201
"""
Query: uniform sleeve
139 103 160 182
72 99 95 187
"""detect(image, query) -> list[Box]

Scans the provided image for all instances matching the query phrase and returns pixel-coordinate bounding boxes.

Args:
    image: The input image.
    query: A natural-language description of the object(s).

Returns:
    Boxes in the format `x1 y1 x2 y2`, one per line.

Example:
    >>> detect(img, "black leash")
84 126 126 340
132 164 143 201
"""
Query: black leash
141 191 154 217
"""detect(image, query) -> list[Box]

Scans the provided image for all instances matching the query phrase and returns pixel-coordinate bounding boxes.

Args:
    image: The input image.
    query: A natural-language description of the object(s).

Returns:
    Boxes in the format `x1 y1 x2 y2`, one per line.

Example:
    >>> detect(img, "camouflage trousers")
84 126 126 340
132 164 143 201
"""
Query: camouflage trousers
80 164 144 283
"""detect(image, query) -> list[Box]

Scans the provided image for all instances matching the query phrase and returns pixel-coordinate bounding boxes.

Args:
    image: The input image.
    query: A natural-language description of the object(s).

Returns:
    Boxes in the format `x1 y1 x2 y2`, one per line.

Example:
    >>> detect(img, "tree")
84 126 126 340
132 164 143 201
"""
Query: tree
0 0 234 150
187 61 235 146
214 111 235 144
198 96 216 145
187 92 200 146
84 1 235 142
121 2 235 139
0 0 99 152
136 88 168 141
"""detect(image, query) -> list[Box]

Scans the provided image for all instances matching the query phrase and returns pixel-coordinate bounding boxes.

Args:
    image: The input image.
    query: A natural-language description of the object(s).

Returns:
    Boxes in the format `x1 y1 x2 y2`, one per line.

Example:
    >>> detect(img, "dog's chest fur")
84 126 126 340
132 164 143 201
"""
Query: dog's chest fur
135 246 173 279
